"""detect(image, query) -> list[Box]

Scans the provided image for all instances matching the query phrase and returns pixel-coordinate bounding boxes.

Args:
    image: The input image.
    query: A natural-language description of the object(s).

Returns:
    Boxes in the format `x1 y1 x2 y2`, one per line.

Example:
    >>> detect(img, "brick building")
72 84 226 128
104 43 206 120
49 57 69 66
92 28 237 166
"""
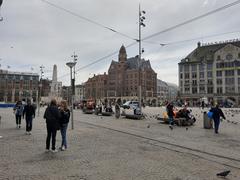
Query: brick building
85 45 157 102
85 73 108 100
0 69 39 102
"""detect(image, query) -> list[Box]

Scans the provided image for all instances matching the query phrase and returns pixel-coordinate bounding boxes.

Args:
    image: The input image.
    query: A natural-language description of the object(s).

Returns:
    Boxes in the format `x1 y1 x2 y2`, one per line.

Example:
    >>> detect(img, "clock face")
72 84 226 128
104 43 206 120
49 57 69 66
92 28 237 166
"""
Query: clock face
226 53 233 60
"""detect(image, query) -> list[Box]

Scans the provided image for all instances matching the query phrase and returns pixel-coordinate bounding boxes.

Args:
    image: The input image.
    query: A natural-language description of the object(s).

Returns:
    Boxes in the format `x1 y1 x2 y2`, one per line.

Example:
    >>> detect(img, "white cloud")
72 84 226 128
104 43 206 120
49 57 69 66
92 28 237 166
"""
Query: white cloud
0 0 239 85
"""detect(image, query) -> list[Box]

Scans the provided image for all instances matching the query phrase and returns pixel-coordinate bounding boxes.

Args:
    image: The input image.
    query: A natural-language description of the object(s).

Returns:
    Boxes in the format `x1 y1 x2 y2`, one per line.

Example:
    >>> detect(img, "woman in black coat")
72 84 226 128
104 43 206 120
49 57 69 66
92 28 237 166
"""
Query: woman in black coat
44 99 60 152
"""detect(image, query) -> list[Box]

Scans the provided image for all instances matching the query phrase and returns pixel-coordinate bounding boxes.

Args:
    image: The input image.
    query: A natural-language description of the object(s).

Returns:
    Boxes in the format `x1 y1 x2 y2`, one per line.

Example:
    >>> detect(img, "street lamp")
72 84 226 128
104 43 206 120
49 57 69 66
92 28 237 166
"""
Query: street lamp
138 4 146 114
66 61 76 130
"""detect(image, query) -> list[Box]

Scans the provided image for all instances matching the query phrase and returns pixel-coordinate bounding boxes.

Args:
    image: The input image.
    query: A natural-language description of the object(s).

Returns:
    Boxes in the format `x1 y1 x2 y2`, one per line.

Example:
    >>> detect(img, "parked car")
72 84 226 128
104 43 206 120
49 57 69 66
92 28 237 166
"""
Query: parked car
122 101 139 109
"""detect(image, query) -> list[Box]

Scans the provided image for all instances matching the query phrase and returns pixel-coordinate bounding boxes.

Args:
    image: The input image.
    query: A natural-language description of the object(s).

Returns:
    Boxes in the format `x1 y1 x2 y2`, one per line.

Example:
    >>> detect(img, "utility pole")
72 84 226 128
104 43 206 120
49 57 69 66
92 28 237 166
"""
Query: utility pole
66 61 76 130
38 65 44 116
71 52 78 105
138 4 146 114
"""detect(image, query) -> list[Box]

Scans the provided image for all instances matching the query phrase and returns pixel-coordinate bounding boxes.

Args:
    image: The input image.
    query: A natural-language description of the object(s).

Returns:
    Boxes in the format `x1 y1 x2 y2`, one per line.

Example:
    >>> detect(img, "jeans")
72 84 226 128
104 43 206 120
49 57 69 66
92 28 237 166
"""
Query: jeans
60 123 68 148
16 115 21 125
169 116 174 125
25 116 33 132
46 124 57 150
213 118 220 133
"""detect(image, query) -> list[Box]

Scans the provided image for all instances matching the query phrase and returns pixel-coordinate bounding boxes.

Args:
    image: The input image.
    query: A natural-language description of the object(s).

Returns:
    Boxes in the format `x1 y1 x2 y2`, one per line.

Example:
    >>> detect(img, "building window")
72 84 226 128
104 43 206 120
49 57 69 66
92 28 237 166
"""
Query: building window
207 63 212 70
192 87 197 94
207 71 212 78
199 86 205 93
180 73 183 79
191 64 197 71
217 79 222 85
179 65 183 72
207 87 213 94
199 64 205 71
208 79 213 85
238 53 240 58
192 72 197 78
217 87 222 94
185 65 189 72
199 72 204 79
225 78 234 85
225 86 235 93
192 80 197 85
185 87 190 93
226 53 233 60
238 70 240 76
216 71 222 77
217 55 221 60
225 70 234 76
184 73 190 79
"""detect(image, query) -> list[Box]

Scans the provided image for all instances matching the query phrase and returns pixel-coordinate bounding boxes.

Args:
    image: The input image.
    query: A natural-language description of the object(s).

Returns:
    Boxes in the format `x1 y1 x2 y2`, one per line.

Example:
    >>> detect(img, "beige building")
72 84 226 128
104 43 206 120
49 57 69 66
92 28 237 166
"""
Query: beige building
179 40 240 106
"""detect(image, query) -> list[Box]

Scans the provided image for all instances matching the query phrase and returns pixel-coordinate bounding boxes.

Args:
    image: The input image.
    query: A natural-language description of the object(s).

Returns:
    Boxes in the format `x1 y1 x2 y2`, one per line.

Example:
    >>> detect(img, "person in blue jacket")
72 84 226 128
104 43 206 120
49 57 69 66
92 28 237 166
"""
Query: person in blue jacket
13 101 24 128
210 104 226 134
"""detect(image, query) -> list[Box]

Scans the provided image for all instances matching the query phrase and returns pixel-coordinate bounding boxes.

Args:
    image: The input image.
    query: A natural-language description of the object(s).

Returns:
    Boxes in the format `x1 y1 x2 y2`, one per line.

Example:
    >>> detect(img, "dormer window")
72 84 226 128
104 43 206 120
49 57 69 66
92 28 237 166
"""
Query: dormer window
226 53 233 60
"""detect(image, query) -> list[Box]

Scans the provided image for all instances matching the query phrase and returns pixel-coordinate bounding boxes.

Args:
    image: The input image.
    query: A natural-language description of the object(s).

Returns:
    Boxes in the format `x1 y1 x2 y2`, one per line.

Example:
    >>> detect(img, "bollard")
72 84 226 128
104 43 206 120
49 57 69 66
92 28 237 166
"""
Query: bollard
203 111 213 129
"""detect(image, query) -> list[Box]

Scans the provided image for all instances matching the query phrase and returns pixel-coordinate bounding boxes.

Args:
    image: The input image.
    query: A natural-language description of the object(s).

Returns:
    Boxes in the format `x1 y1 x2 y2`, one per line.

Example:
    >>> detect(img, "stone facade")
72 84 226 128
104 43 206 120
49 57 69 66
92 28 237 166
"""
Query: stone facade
74 84 86 102
0 69 39 102
179 40 240 106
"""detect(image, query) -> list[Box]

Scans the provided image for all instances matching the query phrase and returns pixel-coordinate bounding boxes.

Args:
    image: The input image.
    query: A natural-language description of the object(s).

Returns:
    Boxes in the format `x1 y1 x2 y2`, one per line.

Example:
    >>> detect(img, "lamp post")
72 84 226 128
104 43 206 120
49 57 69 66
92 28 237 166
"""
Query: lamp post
138 4 146 114
66 61 76 130
38 65 44 117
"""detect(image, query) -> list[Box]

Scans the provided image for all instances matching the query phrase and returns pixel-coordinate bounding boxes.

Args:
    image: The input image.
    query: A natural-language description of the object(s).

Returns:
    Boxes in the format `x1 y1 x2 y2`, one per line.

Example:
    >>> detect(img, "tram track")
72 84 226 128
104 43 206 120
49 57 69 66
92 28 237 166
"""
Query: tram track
79 120 240 170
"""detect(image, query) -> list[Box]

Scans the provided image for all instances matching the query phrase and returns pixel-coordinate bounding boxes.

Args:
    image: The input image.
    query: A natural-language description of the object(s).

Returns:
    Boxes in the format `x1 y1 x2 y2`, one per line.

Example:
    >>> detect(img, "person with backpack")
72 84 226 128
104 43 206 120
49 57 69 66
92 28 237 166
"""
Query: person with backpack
44 99 60 152
210 104 226 134
23 99 35 135
59 100 70 151
13 101 24 128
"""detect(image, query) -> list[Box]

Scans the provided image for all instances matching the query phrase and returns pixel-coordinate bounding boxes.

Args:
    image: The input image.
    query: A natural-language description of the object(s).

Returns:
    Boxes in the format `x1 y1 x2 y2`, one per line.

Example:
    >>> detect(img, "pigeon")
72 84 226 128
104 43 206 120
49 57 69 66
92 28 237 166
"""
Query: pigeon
216 170 230 178
147 124 150 128
169 126 173 130
186 127 188 131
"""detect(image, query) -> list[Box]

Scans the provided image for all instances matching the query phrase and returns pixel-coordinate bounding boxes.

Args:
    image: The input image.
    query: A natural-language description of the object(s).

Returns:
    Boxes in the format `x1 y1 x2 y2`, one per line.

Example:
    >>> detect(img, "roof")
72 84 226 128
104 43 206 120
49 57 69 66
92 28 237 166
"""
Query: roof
180 40 240 64
126 56 153 70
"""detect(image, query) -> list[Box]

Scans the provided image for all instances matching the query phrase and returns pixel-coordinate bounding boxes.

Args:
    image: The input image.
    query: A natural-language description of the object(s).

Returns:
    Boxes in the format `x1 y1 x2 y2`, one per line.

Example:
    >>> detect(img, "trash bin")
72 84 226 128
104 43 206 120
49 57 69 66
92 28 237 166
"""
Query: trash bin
203 111 213 129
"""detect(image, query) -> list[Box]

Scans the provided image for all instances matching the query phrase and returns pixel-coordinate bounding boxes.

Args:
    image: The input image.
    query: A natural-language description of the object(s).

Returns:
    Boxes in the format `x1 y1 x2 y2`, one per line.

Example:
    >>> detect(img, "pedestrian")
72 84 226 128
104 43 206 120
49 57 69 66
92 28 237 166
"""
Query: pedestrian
210 104 226 134
201 101 205 109
166 102 174 129
22 99 35 135
59 100 70 151
43 99 60 152
13 101 24 128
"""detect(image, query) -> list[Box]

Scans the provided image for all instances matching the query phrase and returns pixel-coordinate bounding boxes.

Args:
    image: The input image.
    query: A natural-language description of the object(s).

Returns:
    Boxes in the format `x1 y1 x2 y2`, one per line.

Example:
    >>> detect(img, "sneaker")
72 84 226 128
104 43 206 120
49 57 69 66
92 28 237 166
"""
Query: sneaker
28 131 32 135
51 149 58 153
45 149 50 153
61 146 65 151
16 125 19 128
19 125 21 128
25 132 29 135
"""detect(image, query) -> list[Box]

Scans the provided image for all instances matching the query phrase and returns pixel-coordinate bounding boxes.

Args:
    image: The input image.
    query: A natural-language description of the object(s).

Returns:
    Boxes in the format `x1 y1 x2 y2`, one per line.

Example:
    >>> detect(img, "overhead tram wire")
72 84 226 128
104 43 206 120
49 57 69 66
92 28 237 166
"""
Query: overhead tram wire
40 0 136 41
142 0 240 41
143 29 240 46
57 0 240 79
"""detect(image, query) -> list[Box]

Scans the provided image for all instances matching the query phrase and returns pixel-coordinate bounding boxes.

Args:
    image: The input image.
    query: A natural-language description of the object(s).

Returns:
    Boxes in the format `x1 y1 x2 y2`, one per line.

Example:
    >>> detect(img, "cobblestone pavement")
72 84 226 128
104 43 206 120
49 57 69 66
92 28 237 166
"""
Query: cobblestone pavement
0 107 240 180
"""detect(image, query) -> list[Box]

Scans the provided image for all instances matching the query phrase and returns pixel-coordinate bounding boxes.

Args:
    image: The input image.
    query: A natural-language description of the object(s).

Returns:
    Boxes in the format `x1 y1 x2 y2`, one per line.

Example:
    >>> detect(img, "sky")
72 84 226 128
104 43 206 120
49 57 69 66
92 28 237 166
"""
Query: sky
0 0 240 86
